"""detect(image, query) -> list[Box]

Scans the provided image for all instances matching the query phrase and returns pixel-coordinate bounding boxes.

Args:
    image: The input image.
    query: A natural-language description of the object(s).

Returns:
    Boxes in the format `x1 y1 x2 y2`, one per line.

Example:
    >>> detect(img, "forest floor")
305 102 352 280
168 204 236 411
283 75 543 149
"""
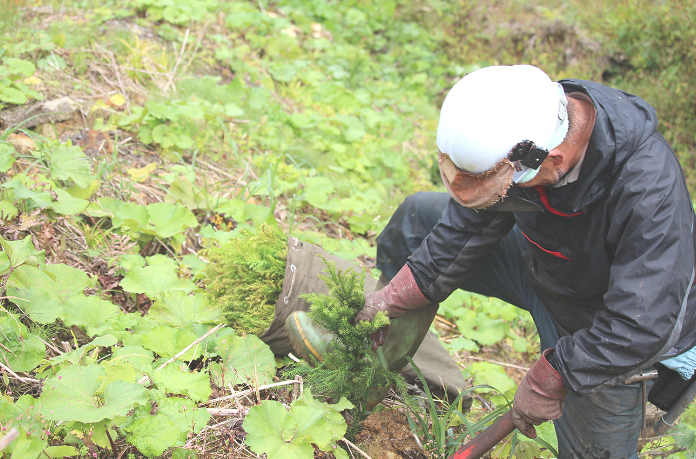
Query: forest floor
0 0 691 458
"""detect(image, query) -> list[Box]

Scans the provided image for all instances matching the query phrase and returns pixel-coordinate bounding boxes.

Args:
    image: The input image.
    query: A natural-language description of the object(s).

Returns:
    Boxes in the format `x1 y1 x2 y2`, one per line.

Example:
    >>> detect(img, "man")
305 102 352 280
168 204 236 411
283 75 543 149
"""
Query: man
356 65 696 458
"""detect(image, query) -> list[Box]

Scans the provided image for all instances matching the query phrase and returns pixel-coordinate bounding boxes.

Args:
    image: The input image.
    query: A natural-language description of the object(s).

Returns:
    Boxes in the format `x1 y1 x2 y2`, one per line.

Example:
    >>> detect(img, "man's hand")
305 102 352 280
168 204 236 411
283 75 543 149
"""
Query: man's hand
511 348 567 438
353 264 431 350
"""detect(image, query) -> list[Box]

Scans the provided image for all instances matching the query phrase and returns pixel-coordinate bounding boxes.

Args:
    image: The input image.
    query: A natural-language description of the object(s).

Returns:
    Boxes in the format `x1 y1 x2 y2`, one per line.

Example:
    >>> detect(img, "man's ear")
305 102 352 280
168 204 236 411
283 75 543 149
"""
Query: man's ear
545 149 565 166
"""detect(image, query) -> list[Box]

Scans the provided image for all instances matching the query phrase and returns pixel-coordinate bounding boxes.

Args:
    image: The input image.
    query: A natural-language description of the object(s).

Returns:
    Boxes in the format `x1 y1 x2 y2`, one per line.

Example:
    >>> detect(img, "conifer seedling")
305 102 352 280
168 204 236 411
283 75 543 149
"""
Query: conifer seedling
287 259 405 427
202 224 287 336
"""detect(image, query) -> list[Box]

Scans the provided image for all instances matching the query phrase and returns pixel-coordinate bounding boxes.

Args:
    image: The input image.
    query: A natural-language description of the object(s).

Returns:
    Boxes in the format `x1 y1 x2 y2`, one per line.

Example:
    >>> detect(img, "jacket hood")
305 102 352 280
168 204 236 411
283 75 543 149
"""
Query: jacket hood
550 79 660 213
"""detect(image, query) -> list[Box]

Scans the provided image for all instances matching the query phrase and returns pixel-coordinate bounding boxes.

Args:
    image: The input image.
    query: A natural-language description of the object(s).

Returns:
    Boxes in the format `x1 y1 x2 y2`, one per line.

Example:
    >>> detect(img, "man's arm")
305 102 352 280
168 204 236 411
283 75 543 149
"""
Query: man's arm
407 198 516 303
554 137 695 396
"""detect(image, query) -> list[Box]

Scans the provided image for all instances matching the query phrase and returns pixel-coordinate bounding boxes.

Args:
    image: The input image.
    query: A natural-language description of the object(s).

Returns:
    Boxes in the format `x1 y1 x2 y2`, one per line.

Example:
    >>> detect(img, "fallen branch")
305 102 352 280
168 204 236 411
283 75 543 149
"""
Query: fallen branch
340 437 372 459
206 408 241 416
204 379 302 405
0 428 18 452
0 362 39 384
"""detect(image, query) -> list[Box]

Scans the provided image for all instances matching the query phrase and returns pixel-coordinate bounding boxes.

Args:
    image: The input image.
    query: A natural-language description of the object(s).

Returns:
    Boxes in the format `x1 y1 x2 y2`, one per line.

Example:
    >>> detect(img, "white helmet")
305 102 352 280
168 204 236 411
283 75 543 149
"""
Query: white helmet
437 65 568 185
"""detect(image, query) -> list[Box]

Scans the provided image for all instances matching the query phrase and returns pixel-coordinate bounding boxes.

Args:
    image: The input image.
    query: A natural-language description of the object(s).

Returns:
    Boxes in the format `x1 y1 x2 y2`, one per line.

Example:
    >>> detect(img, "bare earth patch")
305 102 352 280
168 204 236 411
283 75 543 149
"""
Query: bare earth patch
355 408 425 459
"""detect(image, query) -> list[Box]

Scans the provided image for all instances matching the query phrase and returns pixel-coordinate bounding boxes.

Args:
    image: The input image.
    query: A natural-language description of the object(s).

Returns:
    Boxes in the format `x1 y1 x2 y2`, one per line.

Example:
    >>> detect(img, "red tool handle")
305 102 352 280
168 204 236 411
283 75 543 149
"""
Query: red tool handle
447 411 515 459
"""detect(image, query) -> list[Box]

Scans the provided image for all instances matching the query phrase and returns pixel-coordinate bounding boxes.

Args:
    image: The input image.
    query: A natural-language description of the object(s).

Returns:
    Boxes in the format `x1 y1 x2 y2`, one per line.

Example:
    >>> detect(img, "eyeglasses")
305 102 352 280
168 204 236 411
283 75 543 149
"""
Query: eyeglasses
508 139 549 171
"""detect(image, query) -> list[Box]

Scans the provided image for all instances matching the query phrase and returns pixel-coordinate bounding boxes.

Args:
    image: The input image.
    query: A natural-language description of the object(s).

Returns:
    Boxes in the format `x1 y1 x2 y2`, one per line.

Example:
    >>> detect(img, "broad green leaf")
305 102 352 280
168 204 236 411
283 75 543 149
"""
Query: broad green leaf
146 202 198 238
48 145 96 188
513 440 542 459
120 263 196 297
1 179 52 208
0 314 45 372
0 395 40 432
151 365 211 402
303 176 335 209
43 445 79 457
470 362 516 396
337 115 366 142
0 235 44 268
122 393 210 457
7 285 62 324
62 295 120 337
0 200 18 222
37 335 118 376
291 390 353 448
4 58 35 77
111 346 154 370
49 188 90 215
8 428 47 459
244 400 314 459
40 365 148 422
147 291 222 329
140 326 201 360
0 87 27 105
0 143 16 172
66 180 100 200
243 396 348 459
210 334 275 387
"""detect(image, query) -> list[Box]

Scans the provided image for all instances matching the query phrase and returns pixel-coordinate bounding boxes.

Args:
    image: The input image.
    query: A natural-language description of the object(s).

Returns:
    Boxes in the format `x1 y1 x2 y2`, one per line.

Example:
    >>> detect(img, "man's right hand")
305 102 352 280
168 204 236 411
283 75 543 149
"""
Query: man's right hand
511 348 567 438
353 264 431 350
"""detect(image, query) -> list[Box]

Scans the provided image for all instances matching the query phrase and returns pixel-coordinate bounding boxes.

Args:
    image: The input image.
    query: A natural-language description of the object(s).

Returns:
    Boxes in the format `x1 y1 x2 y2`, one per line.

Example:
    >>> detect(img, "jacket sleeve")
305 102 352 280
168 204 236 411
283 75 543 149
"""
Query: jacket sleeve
554 136 695 396
407 199 516 303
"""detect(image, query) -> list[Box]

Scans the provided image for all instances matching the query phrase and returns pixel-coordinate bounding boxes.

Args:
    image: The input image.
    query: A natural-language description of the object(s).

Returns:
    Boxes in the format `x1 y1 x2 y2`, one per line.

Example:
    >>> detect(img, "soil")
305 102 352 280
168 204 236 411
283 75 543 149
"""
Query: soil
355 408 426 459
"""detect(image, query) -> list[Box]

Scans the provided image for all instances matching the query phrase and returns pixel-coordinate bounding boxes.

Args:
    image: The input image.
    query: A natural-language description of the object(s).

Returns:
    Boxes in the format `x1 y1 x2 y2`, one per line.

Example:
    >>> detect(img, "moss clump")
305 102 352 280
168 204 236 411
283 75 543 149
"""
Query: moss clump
202 224 287 336
286 260 405 420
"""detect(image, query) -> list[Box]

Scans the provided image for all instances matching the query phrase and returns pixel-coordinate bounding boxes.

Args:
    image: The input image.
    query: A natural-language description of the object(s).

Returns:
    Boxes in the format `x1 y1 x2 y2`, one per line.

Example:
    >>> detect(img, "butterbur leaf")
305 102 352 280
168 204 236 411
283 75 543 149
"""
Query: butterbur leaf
0 235 44 269
40 364 148 422
4 58 35 77
7 285 62 324
243 400 314 459
147 291 222 329
120 263 196 297
111 346 154 370
209 334 275 387
48 145 96 188
244 395 350 459
146 202 198 238
49 188 90 215
38 335 118 375
6 428 47 459
0 314 45 372
0 143 16 172
140 326 200 360
62 295 120 337
151 365 211 402
43 446 80 458
122 393 210 457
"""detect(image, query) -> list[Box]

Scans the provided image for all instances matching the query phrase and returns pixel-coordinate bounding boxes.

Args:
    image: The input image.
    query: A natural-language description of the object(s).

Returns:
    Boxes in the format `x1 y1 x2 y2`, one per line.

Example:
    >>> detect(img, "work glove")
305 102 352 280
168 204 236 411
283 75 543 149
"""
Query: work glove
511 348 567 438
354 264 431 350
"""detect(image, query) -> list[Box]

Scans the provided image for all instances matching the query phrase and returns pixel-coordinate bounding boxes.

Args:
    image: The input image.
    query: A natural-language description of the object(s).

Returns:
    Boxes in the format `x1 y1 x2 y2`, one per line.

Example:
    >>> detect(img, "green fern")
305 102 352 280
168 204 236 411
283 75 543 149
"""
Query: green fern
286 259 405 420
202 224 287 336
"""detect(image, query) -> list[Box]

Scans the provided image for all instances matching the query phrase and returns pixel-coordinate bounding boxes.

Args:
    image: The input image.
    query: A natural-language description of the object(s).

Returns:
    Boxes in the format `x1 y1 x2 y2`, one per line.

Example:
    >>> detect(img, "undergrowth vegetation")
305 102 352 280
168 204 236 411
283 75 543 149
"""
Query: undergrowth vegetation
0 0 694 457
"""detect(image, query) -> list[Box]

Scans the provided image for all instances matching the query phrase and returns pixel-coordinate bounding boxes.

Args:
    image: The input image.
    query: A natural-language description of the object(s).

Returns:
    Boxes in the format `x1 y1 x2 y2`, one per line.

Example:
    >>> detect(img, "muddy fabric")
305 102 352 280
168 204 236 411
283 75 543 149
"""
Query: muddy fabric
376 191 653 458
260 236 376 356
259 236 469 408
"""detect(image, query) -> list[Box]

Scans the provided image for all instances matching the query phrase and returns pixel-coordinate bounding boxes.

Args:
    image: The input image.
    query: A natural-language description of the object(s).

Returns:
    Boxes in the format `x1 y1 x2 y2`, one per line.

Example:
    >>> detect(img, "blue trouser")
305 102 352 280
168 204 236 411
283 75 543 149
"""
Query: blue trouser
378 192 649 459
